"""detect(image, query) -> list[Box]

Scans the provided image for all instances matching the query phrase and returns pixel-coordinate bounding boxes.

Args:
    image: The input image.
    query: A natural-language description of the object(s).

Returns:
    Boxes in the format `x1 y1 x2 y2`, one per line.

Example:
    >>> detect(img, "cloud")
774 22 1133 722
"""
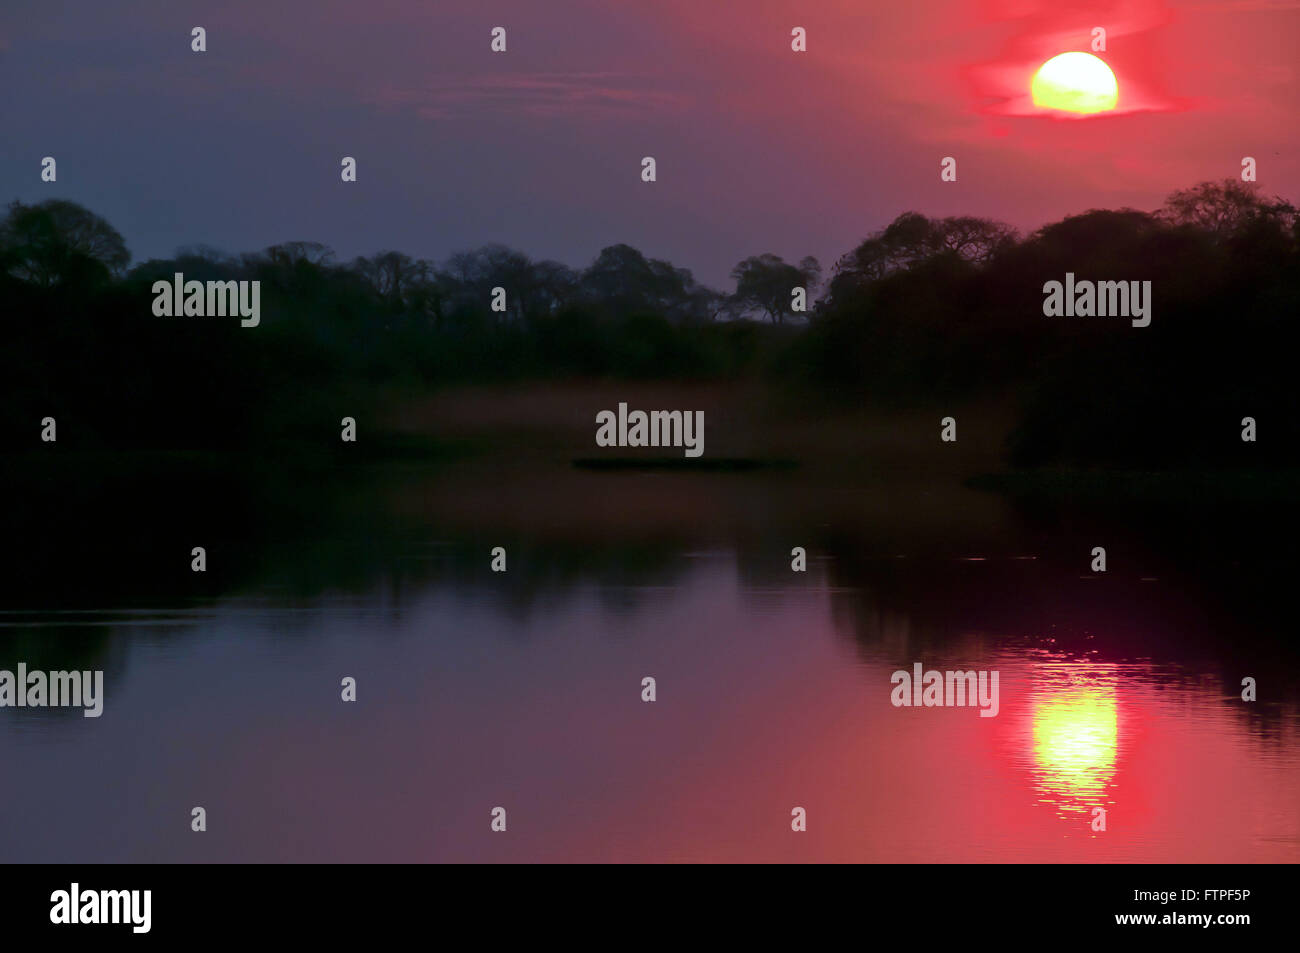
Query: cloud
363 73 685 121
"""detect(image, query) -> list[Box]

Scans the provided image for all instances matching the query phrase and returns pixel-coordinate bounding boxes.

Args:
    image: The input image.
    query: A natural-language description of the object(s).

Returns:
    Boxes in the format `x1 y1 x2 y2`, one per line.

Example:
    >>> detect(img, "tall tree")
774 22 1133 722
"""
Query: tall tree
0 199 130 287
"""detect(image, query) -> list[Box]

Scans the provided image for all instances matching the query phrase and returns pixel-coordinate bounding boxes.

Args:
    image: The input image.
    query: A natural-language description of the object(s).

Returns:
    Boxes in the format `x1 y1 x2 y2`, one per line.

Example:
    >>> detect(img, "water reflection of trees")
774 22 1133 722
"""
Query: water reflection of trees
0 459 706 678
6 454 1300 731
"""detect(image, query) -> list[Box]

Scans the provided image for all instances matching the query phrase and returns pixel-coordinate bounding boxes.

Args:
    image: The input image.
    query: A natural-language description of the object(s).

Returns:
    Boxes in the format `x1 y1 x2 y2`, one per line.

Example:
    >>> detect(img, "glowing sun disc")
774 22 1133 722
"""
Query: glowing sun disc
1031 52 1118 114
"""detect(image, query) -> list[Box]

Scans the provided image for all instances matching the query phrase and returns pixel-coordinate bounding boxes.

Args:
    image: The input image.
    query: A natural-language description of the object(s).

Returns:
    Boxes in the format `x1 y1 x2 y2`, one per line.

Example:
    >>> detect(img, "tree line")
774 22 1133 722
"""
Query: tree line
2 179 1296 468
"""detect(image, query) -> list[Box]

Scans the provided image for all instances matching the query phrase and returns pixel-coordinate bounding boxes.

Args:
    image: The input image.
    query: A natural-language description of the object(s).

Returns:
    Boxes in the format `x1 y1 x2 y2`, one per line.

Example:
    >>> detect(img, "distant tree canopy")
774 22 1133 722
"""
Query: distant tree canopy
3 180 1297 468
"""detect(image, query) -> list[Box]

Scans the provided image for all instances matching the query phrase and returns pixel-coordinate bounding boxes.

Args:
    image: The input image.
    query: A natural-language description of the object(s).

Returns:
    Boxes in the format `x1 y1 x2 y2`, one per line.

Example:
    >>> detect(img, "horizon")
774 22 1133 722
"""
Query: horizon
6 174 1281 293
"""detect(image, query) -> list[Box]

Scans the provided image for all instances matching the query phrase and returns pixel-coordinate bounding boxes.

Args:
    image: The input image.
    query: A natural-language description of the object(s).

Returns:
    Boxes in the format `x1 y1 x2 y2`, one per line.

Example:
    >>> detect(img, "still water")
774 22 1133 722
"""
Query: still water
1 461 1297 862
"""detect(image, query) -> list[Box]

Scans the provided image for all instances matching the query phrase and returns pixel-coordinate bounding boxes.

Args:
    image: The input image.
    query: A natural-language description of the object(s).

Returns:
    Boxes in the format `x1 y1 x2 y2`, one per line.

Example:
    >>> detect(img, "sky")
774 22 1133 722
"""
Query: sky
3 0 1297 288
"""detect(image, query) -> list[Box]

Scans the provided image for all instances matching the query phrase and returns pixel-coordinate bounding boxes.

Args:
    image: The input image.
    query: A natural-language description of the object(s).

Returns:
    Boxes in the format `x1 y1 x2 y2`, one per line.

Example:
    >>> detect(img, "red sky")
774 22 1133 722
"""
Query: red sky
3 0 1297 285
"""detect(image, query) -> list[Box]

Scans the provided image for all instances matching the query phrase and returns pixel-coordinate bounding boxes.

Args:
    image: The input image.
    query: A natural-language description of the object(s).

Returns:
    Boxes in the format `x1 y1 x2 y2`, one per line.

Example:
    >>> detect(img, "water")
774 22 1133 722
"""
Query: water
1 461 1297 862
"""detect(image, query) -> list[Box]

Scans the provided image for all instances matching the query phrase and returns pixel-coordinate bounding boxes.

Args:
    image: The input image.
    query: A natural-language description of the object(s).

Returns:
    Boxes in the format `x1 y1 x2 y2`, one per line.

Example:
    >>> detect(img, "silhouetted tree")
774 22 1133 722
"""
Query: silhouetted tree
353 251 428 304
0 199 130 287
1161 179 1297 241
444 244 536 323
581 243 714 322
730 253 820 322
827 212 1014 305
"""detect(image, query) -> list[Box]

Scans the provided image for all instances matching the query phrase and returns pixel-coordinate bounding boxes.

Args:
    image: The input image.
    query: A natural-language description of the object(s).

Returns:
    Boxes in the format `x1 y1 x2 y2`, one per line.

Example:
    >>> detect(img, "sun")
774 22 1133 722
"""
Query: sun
1031 52 1118 114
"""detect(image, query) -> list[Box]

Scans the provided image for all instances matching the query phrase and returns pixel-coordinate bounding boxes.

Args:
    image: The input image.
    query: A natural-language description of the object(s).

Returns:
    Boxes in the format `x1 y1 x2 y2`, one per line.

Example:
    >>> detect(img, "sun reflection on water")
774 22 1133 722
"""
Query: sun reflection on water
1030 664 1119 818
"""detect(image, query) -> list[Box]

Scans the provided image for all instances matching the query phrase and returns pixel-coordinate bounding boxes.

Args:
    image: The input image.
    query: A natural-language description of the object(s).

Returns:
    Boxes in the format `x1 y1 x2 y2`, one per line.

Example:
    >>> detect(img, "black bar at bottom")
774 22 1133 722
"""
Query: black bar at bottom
0 864 1283 940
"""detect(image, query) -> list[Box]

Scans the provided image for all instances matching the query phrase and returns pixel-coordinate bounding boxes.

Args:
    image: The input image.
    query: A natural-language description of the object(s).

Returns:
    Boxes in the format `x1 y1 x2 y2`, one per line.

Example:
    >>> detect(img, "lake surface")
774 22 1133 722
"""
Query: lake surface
2 459 1297 862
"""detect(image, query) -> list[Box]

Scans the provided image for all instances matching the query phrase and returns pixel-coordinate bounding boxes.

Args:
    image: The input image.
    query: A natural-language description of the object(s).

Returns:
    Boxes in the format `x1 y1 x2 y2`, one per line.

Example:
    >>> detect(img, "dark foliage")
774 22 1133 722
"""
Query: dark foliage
3 180 1295 468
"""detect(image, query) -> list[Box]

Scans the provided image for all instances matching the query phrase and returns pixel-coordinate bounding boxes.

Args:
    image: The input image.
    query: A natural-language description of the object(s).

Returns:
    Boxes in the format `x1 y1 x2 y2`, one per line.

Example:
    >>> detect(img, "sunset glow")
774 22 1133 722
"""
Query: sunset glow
1031 52 1119 114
